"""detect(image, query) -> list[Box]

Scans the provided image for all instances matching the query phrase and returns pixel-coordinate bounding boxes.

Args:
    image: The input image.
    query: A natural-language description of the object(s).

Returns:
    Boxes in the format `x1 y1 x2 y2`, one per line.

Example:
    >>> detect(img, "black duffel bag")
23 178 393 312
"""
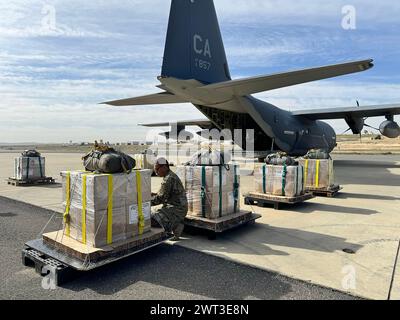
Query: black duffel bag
83 148 136 174
22 150 41 157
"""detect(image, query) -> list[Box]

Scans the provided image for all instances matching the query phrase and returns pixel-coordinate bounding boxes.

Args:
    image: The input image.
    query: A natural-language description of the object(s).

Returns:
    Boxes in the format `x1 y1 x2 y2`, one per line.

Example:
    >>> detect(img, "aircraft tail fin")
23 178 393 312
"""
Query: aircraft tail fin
161 0 231 84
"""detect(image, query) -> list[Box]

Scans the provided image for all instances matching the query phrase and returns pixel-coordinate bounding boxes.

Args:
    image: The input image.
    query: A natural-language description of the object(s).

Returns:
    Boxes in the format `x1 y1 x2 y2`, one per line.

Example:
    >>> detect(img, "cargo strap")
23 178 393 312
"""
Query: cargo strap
218 166 222 218
201 166 206 218
304 159 309 188
26 157 30 180
233 165 239 213
107 175 113 245
64 172 71 237
81 175 87 244
38 157 43 178
138 156 143 169
295 166 298 196
315 160 320 188
136 171 145 235
262 165 266 194
281 164 287 196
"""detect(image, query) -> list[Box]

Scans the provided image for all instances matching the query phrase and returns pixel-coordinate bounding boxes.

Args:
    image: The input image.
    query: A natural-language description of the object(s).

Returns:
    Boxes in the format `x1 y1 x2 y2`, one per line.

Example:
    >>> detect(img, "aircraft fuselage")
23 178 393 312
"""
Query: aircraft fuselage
195 95 337 156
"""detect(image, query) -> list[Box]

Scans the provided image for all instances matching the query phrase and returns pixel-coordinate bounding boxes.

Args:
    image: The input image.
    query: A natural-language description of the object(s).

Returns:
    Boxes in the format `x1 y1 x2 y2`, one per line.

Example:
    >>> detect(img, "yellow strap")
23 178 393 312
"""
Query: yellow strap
82 175 87 244
107 175 113 245
136 171 145 235
64 172 71 237
304 160 309 188
139 156 143 169
315 160 320 188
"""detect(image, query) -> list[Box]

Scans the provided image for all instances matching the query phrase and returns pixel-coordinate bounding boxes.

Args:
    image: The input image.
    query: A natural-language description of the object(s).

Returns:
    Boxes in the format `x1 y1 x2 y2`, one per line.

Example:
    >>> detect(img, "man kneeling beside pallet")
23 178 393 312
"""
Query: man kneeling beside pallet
151 158 188 241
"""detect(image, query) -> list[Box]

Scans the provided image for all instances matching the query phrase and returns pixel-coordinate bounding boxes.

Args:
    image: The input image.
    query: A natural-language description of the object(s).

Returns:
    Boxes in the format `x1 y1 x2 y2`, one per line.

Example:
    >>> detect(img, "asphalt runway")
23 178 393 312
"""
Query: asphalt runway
0 196 357 300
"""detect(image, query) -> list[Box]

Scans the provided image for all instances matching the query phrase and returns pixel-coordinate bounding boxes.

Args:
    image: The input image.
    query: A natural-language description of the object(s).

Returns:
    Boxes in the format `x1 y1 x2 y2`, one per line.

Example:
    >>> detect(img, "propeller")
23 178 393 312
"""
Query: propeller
342 101 380 139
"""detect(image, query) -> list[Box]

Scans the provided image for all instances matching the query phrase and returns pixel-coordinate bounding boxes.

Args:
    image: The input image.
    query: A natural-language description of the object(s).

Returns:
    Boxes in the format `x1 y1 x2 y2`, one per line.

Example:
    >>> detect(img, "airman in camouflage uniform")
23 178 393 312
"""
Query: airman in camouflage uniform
151 158 188 240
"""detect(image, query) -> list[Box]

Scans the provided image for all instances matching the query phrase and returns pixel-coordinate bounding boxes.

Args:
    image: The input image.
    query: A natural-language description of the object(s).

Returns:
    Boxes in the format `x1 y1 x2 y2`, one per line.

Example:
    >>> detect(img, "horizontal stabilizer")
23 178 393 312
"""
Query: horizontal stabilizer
102 92 188 106
139 119 213 129
201 59 374 96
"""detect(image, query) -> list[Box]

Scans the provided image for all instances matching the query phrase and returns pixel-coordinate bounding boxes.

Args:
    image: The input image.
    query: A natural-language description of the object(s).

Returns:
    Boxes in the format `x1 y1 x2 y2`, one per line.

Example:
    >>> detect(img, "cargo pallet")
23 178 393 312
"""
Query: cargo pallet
22 228 171 286
184 211 261 240
244 192 315 210
7 177 55 187
306 184 342 198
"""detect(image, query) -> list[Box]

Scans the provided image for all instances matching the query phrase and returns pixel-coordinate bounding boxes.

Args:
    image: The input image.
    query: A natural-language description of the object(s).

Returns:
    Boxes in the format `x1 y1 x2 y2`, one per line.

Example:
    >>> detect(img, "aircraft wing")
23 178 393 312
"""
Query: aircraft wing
200 59 374 96
139 119 213 129
102 92 188 106
292 104 400 120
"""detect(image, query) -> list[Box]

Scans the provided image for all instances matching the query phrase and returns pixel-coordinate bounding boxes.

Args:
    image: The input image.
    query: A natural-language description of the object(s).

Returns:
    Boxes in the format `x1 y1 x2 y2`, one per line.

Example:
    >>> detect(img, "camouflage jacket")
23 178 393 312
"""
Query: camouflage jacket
152 170 188 210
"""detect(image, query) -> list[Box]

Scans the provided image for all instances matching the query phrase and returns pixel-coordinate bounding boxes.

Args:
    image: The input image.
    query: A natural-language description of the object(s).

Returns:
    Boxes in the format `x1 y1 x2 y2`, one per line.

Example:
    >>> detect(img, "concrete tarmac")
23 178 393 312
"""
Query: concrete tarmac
0 153 399 299
0 196 357 300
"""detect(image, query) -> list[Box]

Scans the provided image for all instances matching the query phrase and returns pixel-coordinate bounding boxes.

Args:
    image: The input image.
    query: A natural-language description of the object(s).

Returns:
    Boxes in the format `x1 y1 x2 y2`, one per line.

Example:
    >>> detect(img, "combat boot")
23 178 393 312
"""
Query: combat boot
171 223 185 241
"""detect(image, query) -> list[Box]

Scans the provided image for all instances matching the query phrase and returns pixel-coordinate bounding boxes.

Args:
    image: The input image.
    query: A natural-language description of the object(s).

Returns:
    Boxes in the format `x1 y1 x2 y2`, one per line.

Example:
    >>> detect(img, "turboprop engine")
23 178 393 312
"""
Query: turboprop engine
379 120 400 138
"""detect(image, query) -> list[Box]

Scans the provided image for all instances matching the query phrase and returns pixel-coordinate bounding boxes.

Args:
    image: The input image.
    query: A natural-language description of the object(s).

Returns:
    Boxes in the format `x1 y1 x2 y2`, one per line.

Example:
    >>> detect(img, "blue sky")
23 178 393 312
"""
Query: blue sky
0 0 399 143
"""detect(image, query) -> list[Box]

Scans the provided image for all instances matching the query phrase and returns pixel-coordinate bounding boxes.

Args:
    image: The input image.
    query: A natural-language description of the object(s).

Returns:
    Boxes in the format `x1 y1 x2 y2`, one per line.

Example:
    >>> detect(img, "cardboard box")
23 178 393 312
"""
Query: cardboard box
298 159 334 189
254 164 304 197
177 165 241 219
14 156 45 181
61 170 152 247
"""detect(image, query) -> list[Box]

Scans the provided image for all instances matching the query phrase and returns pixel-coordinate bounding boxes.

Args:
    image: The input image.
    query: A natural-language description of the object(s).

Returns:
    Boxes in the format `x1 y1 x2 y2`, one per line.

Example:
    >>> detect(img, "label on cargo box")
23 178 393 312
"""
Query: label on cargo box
142 202 151 220
129 202 151 224
129 205 139 224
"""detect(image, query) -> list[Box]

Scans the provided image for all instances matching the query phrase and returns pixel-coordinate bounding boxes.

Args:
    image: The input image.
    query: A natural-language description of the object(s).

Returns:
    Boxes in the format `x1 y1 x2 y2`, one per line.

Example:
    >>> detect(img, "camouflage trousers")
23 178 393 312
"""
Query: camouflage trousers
151 206 187 233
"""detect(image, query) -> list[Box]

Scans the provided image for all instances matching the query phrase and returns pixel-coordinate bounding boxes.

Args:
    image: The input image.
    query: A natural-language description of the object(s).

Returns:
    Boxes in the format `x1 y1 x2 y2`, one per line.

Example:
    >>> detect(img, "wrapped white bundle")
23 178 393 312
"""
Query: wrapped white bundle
61 170 152 248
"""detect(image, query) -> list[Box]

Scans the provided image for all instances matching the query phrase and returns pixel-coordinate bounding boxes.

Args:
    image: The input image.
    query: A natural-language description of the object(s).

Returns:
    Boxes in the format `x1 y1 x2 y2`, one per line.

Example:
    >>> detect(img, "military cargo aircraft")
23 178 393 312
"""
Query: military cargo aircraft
103 0 400 156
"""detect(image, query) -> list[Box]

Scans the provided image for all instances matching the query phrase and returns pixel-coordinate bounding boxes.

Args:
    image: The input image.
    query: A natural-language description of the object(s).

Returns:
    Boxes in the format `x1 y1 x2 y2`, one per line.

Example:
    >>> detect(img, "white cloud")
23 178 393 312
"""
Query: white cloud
0 0 399 143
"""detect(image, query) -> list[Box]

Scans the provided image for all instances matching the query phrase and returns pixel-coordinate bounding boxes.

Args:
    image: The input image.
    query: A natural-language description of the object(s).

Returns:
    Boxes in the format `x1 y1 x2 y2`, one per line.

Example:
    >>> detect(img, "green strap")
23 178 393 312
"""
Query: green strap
262 165 266 193
26 157 30 180
282 164 287 196
233 165 239 213
38 157 43 178
201 166 206 218
219 166 222 217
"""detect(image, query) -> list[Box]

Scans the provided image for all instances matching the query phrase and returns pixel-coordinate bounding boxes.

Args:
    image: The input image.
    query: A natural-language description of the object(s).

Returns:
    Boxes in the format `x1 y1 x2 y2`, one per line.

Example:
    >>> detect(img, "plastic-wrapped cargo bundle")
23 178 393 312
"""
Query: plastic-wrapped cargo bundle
61 170 152 248
303 149 331 160
14 156 45 181
133 153 155 171
176 165 240 219
186 147 232 166
254 164 304 197
265 152 296 166
298 159 334 189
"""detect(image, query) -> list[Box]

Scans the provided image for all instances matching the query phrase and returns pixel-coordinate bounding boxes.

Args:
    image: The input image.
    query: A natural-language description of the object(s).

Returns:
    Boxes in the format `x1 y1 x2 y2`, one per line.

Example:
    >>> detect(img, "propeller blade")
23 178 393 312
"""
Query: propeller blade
356 100 360 107
342 127 352 134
